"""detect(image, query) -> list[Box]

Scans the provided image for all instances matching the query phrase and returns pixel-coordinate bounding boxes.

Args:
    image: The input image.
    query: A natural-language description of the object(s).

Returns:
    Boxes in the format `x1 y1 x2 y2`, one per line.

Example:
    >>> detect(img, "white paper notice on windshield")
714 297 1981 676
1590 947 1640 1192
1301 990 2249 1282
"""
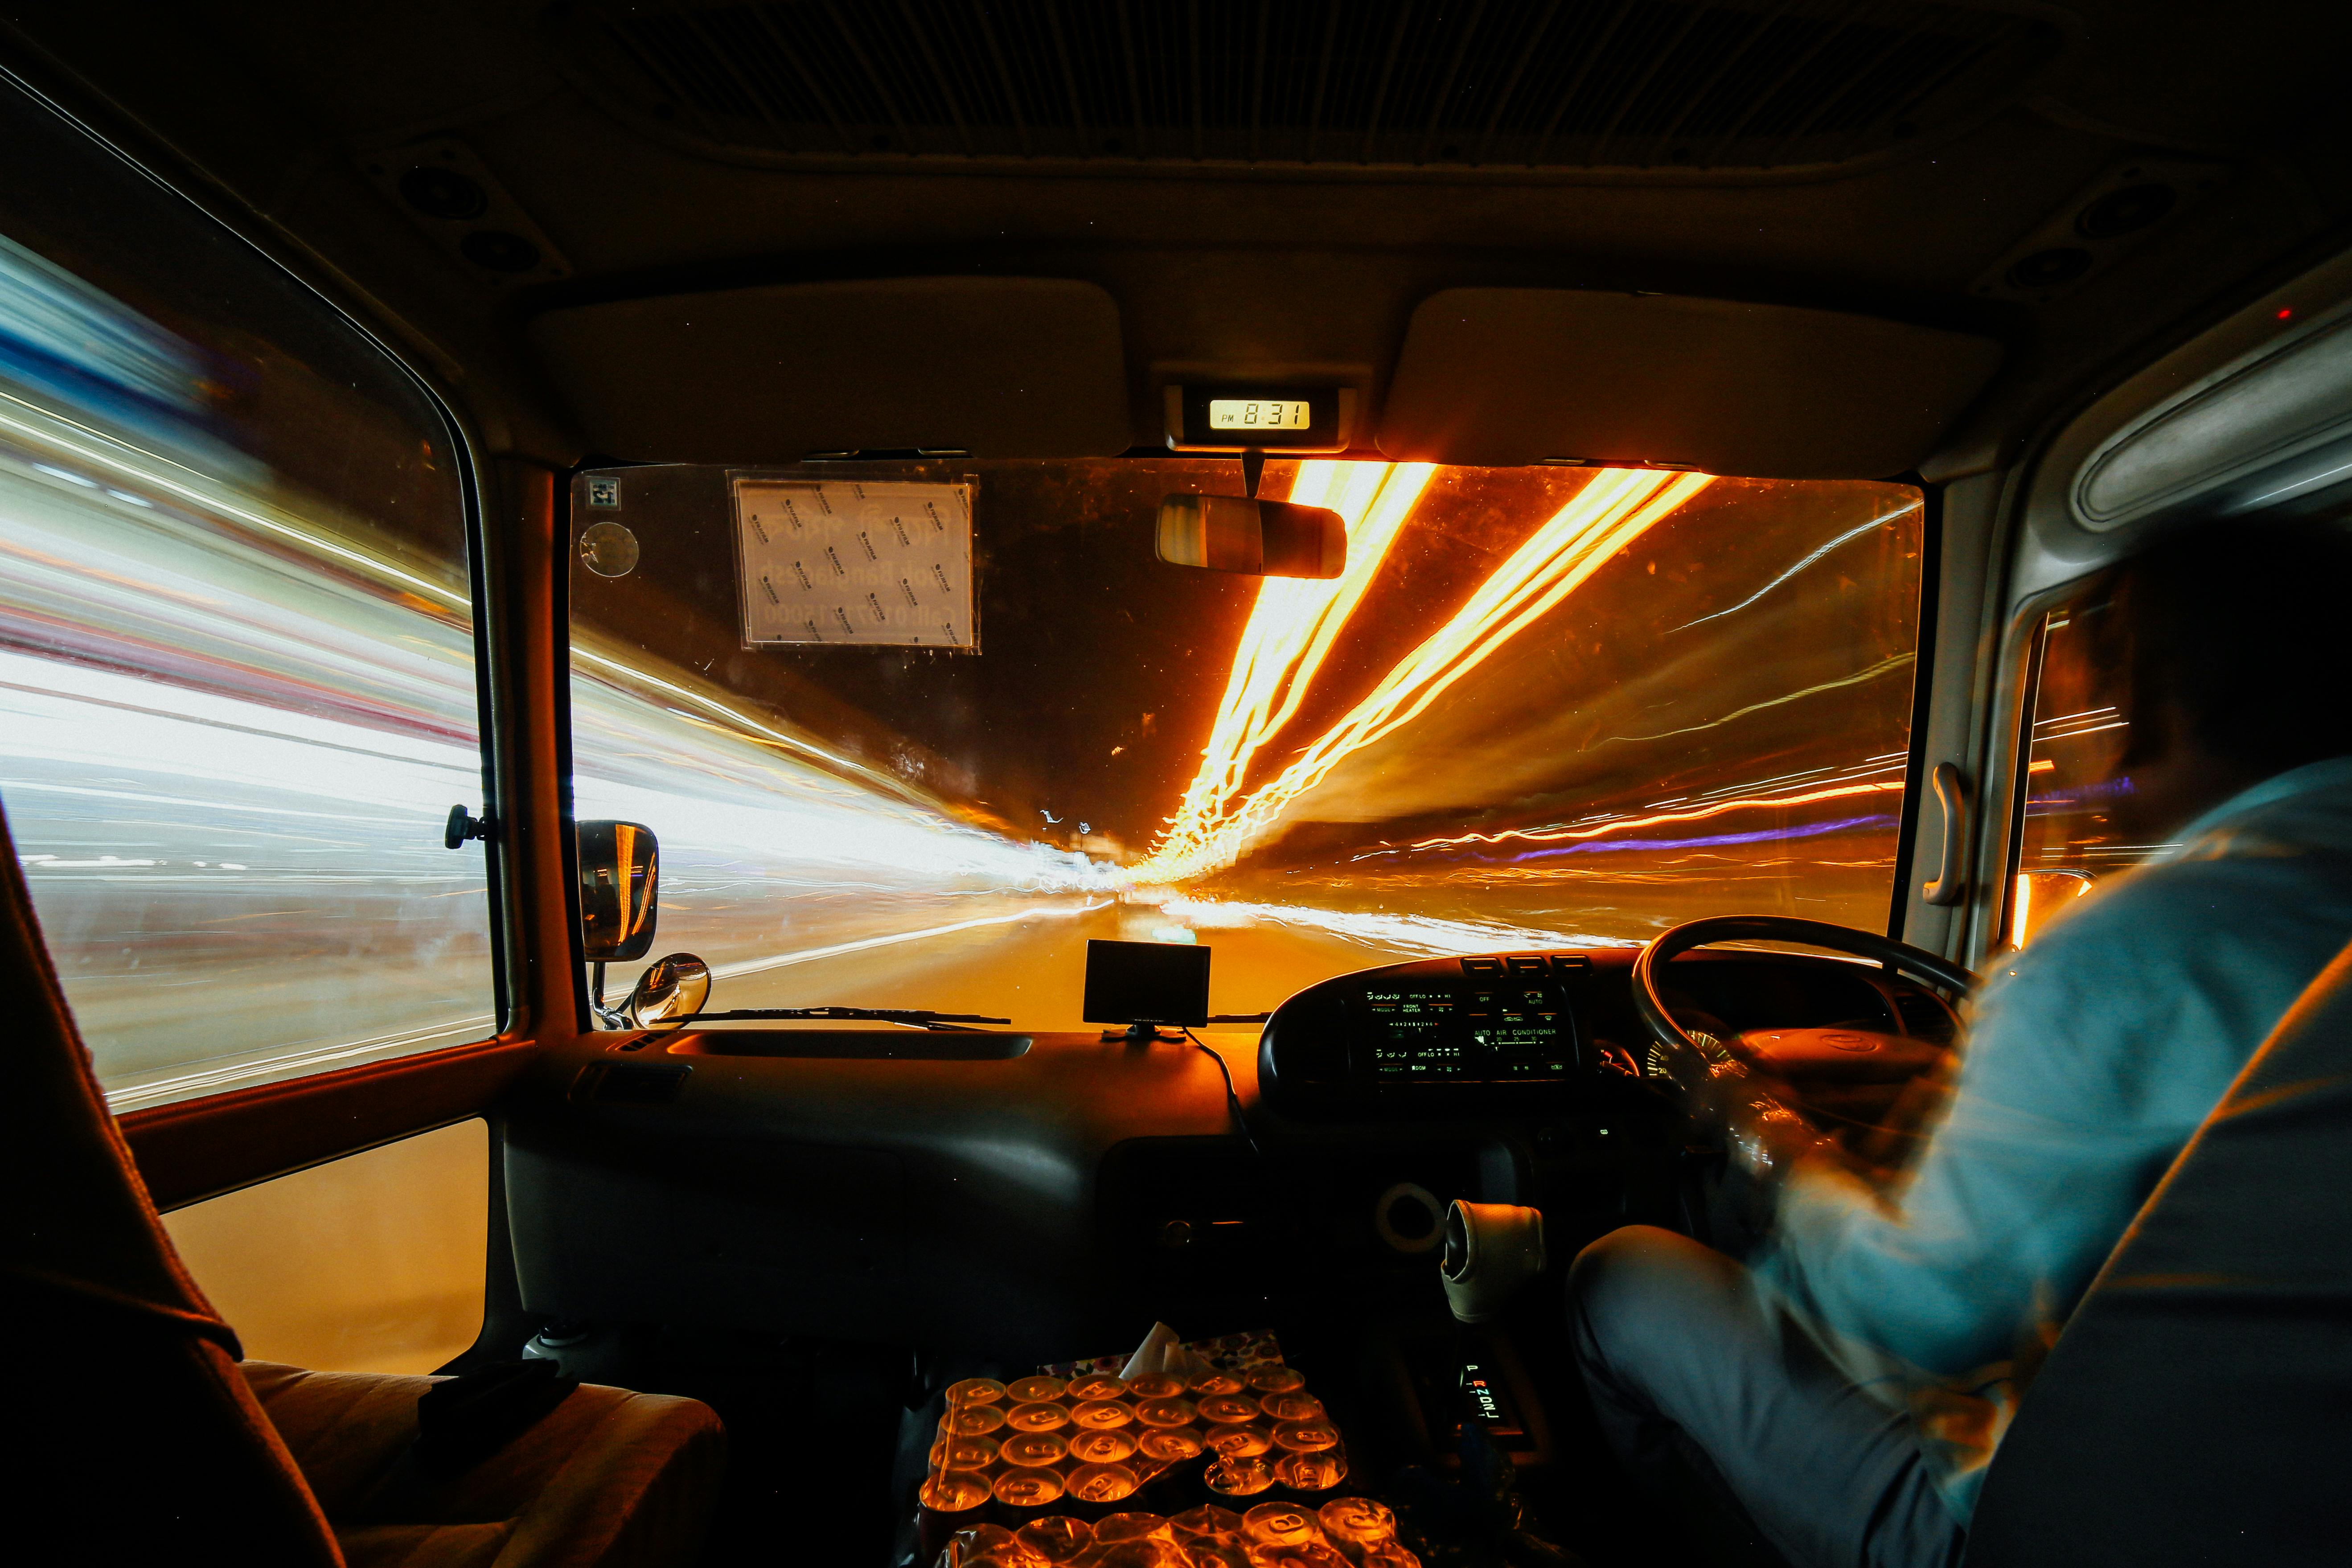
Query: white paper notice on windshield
731 478 976 649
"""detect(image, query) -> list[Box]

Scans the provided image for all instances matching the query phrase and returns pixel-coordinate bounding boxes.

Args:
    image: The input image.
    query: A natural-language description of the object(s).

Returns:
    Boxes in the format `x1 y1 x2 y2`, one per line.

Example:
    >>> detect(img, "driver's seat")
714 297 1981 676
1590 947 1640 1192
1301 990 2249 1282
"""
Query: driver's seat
1964 939 2352 1563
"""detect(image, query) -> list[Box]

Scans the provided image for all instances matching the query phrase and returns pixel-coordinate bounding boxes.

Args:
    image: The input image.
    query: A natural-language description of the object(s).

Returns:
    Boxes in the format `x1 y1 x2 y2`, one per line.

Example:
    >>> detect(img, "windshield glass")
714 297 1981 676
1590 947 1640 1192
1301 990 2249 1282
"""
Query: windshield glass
569 460 1922 1030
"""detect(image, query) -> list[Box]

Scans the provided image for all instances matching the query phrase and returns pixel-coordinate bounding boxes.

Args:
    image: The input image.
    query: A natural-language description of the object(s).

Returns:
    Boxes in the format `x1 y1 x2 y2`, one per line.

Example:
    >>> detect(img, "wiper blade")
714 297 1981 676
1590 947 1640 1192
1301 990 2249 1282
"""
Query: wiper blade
679 1005 1011 1031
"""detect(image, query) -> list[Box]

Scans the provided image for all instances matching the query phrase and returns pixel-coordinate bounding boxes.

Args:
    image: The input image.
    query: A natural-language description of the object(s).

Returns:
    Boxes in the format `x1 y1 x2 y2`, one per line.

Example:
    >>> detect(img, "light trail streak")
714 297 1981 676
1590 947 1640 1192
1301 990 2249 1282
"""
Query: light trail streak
1391 777 1907 855
1132 468 1714 884
1154 895 1638 955
1667 502 1921 631
711 897 1111 981
1142 460 1427 876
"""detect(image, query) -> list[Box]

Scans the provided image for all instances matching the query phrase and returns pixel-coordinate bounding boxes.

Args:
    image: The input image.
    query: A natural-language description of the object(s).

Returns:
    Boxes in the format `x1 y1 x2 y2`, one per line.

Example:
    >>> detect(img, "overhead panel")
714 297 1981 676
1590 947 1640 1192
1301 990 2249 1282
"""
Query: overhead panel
1376 288 2003 479
556 0 2064 177
528 277 1130 462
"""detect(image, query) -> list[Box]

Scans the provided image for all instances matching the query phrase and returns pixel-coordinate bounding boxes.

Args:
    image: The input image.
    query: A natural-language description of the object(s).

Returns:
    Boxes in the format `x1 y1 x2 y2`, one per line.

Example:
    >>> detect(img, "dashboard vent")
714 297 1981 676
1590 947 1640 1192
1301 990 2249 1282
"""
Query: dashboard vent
561 0 2062 175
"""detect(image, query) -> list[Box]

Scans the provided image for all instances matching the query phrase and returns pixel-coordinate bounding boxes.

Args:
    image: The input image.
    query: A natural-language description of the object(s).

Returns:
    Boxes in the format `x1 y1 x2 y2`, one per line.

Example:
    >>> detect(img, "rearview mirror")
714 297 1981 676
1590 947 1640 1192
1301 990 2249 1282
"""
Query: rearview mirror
578 820 659 962
1157 494 1346 579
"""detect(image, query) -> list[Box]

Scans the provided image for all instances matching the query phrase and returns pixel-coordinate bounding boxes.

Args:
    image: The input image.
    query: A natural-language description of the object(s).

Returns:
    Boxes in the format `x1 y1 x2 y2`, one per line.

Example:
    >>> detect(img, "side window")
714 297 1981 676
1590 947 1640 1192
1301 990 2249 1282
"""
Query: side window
2005 583 2138 948
0 80 494 1108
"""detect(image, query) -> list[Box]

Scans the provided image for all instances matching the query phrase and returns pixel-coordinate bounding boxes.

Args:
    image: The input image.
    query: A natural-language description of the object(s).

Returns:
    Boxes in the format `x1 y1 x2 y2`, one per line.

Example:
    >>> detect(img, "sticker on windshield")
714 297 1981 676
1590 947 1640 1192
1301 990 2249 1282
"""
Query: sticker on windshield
731 478 976 649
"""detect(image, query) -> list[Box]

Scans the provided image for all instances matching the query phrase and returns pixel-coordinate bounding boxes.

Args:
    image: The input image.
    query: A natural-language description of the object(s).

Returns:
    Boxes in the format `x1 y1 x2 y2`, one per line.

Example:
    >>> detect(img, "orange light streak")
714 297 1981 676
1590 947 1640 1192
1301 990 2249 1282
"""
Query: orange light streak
1395 777 1906 854
1133 468 1714 884
1142 460 1429 873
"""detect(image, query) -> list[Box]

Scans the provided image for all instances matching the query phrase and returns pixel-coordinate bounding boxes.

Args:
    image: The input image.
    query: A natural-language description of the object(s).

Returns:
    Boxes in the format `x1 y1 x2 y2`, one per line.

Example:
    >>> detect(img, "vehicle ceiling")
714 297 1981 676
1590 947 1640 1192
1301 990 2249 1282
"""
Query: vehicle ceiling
5 1 2349 476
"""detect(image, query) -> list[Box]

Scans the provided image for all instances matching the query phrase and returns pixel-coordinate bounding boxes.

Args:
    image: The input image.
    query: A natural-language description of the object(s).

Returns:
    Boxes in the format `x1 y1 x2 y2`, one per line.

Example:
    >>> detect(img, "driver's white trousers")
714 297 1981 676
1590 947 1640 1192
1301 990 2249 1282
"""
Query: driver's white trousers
1569 1225 1968 1568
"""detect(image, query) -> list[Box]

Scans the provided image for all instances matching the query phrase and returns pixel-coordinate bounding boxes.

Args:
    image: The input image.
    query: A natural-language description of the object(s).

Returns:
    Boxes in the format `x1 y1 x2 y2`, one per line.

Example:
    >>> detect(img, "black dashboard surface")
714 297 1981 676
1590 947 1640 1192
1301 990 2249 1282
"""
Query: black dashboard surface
504 944 1958 1357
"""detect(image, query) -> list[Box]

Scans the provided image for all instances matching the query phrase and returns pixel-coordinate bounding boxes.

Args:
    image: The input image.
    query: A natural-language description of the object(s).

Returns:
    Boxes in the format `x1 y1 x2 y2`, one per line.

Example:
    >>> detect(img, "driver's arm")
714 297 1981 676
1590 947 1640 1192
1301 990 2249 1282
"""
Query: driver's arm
1754 866 2295 1378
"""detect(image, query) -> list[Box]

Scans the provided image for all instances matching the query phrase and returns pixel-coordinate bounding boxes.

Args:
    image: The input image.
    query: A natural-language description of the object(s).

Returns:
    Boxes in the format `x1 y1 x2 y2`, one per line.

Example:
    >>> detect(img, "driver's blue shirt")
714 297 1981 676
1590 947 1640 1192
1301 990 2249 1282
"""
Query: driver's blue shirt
1753 753 2352 1525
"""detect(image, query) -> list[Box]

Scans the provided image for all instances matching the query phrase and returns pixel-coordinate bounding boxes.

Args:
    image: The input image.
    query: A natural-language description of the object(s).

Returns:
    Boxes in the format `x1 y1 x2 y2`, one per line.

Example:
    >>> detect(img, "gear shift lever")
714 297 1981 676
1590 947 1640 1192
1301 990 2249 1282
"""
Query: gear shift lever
1439 1200 1547 1323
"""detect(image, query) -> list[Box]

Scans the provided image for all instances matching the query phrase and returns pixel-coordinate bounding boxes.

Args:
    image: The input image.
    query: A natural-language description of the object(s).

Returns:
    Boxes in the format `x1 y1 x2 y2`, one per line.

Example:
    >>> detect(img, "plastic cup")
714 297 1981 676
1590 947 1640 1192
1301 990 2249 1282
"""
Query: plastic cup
919 1470 992 1512
1068 1374 1130 1401
1068 1427 1138 1465
1317 1498 1396 1547
1203 1455 1277 1497
1015 1516 1095 1564
1206 1424 1273 1458
1065 1462 1140 1504
1135 1398 1198 1428
1170 1506 1246 1543
1126 1373 1187 1400
993 1470 1067 1509
1197 1394 1261 1424
1247 1365 1305 1395
1006 1402 1073 1433
1006 1375 1069 1404
1259 1393 1324 1423
1272 1449 1348 1492
943 1404 1009 1437
1137 1427 1205 1463
1273 1420 1339 1453
1071 1399 1134 1430
946 1378 1008 1406
1000 1431 1069 1467
1241 1503 1319 1546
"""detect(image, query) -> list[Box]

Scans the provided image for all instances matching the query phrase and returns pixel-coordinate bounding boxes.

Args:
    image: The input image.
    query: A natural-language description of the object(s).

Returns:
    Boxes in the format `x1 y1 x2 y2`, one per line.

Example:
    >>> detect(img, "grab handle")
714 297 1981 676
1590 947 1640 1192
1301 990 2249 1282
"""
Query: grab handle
1921 762 1970 907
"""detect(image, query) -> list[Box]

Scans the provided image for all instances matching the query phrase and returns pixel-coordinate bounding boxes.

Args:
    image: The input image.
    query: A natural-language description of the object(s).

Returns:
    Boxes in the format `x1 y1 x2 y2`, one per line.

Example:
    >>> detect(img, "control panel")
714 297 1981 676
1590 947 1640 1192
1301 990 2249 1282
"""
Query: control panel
1257 951 1603 1116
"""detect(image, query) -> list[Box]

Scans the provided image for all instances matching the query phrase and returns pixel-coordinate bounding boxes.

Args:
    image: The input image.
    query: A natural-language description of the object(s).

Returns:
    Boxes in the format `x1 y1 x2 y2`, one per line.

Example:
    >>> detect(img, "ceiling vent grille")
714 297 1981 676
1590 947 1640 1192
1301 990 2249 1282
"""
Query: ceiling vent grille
561 0 2064 175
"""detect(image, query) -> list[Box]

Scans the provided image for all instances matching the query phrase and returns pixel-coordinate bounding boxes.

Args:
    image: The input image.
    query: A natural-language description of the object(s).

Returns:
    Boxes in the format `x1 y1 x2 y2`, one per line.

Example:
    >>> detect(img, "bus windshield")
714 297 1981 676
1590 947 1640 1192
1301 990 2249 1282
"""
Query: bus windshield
569 459 1924 1030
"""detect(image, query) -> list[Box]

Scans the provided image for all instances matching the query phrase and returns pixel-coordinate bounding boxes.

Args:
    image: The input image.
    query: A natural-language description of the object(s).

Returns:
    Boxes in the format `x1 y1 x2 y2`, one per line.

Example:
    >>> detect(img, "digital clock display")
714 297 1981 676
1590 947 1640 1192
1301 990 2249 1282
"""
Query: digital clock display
1208 398 1313 431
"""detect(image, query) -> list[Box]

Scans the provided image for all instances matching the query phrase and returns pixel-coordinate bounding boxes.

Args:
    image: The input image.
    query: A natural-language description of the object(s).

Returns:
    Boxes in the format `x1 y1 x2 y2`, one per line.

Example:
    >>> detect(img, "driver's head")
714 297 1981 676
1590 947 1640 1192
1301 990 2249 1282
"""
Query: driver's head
2090 513 2352 835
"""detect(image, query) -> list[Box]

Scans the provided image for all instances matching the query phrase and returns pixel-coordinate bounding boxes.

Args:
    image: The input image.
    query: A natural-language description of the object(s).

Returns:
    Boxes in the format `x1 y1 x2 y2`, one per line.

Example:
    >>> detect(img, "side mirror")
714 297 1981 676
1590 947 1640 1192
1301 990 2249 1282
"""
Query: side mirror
625 952 711 1030
1157 494 1346 579
578 820 658 962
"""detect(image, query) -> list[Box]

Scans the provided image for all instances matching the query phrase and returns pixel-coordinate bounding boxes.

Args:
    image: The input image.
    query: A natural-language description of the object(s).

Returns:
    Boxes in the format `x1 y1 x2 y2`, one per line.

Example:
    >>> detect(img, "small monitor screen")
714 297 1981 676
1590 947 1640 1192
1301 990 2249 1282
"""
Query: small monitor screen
1208 398 1313 431
1084 939 1211 1026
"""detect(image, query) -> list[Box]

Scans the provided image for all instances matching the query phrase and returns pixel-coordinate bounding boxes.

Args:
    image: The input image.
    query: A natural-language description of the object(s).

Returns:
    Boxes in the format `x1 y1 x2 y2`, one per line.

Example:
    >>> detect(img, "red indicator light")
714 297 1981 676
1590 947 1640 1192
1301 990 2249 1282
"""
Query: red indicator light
2278 308 2295 320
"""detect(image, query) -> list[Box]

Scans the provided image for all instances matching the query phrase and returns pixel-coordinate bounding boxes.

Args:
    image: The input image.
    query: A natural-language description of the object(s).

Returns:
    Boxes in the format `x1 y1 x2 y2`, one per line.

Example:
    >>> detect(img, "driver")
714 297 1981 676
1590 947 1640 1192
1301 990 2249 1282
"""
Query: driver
1568 515 2352 1568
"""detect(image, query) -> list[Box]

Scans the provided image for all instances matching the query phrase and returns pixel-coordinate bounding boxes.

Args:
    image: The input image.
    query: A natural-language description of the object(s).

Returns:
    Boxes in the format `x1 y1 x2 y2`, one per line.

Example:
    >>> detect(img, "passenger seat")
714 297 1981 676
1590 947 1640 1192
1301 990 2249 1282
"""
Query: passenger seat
0 802 724 1566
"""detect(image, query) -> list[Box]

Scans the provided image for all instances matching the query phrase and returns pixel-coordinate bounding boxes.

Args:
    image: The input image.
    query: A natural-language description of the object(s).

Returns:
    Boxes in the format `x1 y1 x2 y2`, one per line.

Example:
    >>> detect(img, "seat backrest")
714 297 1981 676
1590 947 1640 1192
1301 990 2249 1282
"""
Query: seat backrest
0 799 341 1564
1966 936 2352 1564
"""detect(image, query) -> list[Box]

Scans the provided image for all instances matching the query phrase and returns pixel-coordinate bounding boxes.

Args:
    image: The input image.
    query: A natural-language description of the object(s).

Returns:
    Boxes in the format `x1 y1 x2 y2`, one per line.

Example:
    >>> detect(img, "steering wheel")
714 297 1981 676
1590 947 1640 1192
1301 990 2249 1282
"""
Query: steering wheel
1631 915 1974 1094
1630 917 1977 1236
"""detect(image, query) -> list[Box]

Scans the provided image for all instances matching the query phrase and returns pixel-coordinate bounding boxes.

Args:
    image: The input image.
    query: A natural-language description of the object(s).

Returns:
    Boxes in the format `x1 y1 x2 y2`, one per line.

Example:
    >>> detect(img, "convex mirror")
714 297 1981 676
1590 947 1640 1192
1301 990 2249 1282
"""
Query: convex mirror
625 952 711 1030
1157 493 1346 579
578 819 658 961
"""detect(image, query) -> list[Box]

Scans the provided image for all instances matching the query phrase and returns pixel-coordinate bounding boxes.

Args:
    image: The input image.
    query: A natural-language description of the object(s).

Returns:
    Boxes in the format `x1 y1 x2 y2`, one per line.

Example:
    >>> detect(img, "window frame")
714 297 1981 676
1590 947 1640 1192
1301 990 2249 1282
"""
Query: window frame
0 57 520 1133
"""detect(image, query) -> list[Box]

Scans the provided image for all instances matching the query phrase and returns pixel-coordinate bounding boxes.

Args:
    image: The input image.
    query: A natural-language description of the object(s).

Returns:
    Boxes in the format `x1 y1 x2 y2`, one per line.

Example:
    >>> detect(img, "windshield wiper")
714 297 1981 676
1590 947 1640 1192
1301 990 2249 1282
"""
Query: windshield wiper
678 1005 1011 1032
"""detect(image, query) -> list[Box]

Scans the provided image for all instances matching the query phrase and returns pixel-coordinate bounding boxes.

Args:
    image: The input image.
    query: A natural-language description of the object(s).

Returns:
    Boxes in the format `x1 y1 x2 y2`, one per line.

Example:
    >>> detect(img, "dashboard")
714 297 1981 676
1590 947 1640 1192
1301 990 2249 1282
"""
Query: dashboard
1258 945 1956 1117
507 942 1959 1359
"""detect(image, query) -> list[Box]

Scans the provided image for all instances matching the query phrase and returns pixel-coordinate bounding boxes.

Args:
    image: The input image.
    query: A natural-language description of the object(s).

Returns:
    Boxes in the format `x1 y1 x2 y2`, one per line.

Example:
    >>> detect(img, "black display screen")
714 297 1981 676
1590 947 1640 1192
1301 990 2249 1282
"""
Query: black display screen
1362 978 1574 1081
1083 938 1211 1026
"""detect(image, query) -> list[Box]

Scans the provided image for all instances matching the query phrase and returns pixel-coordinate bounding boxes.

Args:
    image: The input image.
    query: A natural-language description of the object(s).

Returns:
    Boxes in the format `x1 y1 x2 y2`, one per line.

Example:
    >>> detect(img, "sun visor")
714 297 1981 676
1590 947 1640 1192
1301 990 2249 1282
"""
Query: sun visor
529 277 1131 461
1377 289 2002 478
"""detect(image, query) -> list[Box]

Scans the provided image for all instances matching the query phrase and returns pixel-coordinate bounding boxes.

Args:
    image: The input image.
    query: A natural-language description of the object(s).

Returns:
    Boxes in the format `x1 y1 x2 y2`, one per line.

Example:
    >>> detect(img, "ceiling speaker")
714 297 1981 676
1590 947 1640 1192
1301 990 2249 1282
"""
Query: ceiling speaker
1971 157 2228 305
